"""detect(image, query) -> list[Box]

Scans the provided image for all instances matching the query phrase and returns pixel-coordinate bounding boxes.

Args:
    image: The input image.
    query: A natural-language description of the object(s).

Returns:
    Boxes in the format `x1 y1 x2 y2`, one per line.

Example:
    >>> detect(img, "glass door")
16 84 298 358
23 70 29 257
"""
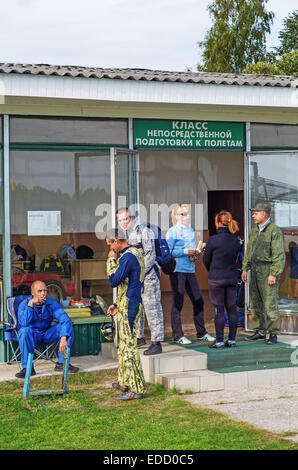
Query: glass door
246 151 298 329
109 148 139 346
110 147 139 227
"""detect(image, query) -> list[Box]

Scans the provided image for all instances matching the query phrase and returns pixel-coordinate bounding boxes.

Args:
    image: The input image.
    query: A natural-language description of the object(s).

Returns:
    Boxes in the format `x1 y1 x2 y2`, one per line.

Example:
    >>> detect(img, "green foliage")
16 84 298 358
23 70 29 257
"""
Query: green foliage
241 10 298 76
242 49 298 76
242 61 282 75
278 49 298 75
276 10 298 56
198 0 274 73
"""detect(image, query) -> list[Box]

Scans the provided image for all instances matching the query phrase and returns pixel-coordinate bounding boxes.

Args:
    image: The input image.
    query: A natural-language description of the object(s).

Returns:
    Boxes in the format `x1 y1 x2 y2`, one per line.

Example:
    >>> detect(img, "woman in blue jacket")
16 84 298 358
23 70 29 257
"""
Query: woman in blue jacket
166 204 214 345
203 210 241 349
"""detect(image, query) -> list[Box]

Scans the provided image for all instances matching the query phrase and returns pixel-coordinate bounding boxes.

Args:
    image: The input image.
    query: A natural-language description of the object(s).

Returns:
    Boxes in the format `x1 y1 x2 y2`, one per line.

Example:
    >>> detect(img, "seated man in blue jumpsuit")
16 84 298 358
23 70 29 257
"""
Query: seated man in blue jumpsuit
15 280 79 378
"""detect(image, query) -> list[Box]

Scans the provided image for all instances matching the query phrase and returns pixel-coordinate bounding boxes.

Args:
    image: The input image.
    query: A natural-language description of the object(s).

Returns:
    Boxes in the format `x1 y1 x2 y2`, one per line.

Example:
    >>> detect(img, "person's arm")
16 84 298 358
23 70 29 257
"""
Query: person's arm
166 228 185 258
51 301 73 339
141 226 156 273
241 231 254 274
270 228 285 277
107 252 134 288
202 240 212 272
17 299 35 327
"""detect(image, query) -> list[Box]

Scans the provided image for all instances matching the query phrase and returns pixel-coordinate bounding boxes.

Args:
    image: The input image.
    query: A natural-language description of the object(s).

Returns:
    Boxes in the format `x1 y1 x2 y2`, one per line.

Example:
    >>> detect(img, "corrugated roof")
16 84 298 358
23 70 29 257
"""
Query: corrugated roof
0 63 297 88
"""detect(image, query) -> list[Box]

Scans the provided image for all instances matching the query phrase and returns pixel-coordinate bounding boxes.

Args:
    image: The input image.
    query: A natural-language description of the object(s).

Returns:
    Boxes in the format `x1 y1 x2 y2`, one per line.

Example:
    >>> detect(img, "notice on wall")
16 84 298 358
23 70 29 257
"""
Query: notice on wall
134 119 245 151
27 211 61 236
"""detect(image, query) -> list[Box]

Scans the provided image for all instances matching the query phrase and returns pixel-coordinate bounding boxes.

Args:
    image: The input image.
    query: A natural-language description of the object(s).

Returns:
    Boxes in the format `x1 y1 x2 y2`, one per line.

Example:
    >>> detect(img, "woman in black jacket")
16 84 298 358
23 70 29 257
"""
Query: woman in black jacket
203 210 241 349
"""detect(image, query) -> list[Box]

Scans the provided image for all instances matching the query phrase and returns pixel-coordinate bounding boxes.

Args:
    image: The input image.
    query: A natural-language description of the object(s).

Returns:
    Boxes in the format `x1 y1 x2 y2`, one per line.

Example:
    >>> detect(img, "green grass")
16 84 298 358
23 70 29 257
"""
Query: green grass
0 370 297 450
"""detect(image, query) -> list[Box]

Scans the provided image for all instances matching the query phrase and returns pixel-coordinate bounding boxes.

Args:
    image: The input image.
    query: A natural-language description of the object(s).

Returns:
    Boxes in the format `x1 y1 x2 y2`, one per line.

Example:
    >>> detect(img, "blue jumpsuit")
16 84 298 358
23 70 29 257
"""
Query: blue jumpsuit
18 296 74 368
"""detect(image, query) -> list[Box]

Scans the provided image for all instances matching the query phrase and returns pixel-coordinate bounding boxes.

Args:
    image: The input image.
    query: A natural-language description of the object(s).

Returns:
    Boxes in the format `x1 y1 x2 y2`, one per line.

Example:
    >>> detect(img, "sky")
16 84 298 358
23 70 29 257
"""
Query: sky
0 0 296 72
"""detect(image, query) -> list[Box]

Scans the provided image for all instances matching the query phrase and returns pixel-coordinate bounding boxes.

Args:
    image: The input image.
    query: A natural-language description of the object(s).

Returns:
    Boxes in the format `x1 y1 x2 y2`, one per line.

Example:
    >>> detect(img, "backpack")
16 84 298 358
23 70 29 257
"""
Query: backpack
136 223 176 275
40 254 65 274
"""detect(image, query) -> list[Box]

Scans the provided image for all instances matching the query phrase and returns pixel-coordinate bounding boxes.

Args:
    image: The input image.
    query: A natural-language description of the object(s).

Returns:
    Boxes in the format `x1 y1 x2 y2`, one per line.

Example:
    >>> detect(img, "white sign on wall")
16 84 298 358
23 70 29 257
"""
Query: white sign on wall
27 211 61 236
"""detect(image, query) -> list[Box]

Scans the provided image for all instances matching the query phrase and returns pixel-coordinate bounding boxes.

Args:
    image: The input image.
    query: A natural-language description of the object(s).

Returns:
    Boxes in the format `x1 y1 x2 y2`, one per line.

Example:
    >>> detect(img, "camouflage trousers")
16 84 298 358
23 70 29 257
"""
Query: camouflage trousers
117 296 146 394
249 265 280 335
137 268 164 342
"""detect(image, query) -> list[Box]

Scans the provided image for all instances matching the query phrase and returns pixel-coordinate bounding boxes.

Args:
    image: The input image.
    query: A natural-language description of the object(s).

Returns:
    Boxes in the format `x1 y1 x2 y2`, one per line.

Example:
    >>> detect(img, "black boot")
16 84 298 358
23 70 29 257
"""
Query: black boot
143 341 162 355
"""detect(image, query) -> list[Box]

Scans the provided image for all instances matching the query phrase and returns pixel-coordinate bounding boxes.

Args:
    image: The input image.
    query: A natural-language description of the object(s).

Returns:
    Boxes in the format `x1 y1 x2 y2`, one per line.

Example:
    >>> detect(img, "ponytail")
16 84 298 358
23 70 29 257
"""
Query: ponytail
215 210 239 234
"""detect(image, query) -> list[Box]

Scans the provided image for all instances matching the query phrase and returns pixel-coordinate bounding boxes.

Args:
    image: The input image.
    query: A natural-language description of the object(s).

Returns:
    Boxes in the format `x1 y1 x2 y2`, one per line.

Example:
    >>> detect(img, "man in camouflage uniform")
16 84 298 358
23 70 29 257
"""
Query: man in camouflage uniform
116 208 164 355
242 203 285 344
106 228 146 400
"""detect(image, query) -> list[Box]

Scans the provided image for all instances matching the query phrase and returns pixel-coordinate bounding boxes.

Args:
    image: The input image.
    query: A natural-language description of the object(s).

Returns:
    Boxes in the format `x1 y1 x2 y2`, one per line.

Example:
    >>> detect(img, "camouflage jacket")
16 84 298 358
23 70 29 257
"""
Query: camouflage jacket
242 222 285 277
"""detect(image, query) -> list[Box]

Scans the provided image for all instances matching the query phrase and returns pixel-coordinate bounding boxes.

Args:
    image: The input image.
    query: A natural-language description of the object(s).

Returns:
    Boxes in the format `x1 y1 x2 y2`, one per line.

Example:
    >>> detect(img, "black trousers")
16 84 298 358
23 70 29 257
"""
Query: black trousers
169 272 207 341
208 278 238 343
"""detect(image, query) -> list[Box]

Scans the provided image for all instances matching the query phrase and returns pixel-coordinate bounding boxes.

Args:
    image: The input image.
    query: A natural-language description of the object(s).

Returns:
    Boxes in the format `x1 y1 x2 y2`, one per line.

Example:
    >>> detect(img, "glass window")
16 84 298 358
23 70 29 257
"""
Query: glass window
10 150 113 305
10 118 128 145
251 124 298 149
248 152 298 313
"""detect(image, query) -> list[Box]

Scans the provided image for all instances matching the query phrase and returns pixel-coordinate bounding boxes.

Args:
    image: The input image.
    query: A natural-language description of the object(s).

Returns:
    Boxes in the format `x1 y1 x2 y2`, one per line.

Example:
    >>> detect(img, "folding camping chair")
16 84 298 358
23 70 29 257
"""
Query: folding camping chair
3 295 60 370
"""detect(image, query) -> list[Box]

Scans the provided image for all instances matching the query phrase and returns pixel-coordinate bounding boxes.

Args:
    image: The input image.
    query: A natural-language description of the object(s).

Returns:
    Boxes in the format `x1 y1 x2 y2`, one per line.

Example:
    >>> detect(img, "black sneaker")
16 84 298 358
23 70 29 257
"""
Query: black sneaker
54 362 79 373
15 367 36 379
245 332 266 341
143 342 162 355
224 340 237 348
266 334 277 345
208 341 225 349
137 337 146 347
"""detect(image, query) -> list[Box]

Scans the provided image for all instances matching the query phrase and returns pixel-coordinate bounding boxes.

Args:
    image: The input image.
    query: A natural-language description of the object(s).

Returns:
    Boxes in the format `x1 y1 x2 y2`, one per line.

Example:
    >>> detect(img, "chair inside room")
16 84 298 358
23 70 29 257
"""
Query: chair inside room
3 295 59 369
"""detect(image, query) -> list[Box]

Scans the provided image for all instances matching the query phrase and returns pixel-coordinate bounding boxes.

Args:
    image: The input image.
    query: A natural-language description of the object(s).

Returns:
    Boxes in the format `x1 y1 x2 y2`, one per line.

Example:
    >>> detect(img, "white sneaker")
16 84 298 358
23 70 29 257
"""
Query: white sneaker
176 336 192 345
198 333 215 342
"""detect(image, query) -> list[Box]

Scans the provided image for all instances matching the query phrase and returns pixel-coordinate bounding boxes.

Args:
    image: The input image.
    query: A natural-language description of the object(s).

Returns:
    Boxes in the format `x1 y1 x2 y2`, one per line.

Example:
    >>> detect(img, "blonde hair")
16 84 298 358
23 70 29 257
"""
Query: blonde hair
215 210 239 234
171 204 191 225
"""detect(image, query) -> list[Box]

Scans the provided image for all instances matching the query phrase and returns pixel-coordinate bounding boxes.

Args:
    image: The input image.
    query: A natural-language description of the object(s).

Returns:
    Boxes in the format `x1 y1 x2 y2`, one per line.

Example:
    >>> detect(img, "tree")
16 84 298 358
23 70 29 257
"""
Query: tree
276 10 298 56
242 62 282 75
242 10 298 76
198 0 274 73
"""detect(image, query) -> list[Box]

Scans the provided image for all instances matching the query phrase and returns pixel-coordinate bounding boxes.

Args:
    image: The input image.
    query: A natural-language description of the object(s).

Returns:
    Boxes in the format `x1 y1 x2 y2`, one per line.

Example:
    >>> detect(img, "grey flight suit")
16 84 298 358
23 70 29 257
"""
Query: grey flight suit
242 220 285 335
127 223 164 343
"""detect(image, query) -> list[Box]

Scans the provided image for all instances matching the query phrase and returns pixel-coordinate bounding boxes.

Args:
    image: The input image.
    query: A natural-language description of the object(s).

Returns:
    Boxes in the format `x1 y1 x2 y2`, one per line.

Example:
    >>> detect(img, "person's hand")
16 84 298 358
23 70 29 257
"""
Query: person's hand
28 296 40 308
59 336 68 355
108 249 117 258
241 271 248 283
268 275 276 285
107 305 117 317
188 249 196 255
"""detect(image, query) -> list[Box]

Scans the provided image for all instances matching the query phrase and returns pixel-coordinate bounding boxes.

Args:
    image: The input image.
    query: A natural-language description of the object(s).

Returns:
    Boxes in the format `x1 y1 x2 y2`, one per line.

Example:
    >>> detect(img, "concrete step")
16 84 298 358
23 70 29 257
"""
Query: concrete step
222 365 298 391
139 343 207 383
156 370 224 393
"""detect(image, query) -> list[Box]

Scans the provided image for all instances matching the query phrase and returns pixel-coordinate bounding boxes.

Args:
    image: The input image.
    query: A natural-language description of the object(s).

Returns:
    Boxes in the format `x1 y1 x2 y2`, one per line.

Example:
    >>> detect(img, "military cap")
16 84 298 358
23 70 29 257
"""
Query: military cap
249 202 271 215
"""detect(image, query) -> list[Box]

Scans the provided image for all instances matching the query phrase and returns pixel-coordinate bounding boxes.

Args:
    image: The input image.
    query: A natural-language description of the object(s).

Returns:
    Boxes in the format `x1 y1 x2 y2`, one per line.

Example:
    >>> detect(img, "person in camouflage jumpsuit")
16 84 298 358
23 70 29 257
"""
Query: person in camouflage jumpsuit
242 203 285 344
116 208 164 355
106 228 146 400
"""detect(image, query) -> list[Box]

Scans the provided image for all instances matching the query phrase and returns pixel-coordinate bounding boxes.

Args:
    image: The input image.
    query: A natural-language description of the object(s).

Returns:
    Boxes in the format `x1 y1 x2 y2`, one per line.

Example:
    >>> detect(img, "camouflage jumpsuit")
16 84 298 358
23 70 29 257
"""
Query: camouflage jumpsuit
128 224 164 343
242 222 285 335
106 246 146 394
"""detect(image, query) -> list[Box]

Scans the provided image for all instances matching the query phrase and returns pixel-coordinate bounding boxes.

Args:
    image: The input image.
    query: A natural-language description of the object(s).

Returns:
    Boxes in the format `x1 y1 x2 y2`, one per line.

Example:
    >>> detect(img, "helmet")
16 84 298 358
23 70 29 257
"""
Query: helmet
101 320 115 342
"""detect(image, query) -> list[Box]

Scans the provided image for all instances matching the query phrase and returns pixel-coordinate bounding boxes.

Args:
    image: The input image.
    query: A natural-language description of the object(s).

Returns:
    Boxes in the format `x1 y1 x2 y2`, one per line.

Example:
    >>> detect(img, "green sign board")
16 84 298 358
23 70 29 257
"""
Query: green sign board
134 119 245 151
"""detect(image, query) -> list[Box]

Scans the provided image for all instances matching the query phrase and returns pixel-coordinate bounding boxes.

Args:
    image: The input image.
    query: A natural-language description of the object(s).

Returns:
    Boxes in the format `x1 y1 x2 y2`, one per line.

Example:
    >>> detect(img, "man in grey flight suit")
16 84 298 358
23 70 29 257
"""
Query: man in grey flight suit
116 207 164 355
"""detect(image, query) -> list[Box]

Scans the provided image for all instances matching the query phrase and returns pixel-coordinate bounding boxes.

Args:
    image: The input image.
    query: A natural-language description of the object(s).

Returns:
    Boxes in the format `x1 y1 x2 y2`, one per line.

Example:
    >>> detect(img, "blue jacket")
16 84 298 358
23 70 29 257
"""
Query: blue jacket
18 296 73 338
203 227 241 280
166 224 196 273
